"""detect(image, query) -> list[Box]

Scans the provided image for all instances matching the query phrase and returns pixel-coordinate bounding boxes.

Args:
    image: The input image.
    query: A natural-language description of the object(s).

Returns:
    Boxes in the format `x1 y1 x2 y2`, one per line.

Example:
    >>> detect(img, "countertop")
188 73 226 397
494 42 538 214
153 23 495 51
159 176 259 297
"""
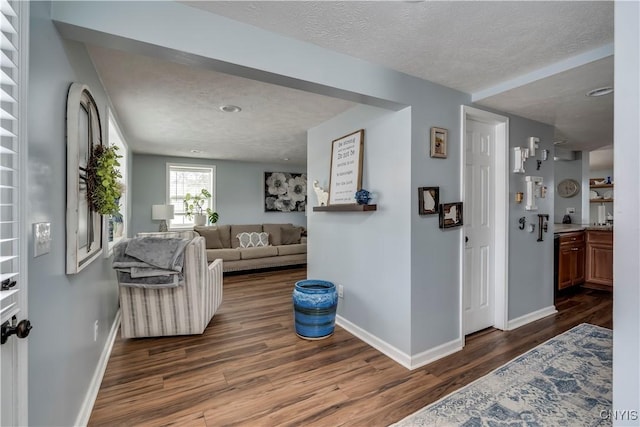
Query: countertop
554 224 613 234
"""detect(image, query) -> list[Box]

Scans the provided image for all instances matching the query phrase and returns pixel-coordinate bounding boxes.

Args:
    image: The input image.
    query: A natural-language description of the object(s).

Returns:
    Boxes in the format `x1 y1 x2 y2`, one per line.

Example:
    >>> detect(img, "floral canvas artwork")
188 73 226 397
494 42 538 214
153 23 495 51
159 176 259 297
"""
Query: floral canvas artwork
264 172 307 212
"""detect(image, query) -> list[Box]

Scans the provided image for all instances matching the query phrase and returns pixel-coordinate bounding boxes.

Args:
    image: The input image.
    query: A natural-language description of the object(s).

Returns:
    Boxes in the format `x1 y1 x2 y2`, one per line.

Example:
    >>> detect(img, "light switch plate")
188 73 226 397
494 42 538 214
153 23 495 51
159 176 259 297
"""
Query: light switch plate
34 222 51 257
566 207 576 214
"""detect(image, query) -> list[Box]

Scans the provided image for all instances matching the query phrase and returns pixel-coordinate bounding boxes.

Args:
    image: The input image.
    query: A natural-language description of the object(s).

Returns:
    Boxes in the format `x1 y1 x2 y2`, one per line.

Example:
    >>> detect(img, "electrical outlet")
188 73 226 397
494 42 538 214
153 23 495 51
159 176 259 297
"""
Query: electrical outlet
338 284 344 298
94 320 99 342
566 207 576 214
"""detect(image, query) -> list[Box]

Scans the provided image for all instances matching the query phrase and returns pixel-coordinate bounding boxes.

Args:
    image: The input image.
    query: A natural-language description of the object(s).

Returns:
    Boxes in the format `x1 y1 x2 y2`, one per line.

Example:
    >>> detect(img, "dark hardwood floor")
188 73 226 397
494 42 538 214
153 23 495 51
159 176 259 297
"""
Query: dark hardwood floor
89 268 612 426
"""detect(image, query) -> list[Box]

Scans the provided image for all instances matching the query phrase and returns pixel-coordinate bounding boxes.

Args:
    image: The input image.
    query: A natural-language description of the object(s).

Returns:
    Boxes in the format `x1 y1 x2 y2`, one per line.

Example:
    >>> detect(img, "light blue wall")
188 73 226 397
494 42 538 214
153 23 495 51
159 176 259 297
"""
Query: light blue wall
506 116 555 320
308 105 413 353
28 2 119 425
131 154 306 236
50 0 560 363
553 154 583 224
409 96 469 353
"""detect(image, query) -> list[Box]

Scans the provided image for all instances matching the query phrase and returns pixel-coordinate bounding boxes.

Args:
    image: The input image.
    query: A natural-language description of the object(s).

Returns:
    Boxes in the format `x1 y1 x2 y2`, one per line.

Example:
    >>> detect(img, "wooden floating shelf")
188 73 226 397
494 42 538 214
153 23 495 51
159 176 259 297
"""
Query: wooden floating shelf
313 204 377 212
590 199 613 203
589 184 613 189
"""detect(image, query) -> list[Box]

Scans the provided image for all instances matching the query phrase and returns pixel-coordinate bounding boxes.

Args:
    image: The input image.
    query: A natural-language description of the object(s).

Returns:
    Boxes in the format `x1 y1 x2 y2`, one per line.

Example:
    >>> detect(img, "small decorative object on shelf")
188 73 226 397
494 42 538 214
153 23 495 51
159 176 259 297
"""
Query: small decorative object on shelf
312 180 329 206
355 189 371 205
589 178 614 202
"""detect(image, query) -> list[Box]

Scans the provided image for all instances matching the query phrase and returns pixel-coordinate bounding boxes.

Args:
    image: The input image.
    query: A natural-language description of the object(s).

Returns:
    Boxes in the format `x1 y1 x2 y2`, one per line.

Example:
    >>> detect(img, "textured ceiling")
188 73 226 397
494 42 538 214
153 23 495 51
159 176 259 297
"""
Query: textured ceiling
87 45 355 164
187 1 613 93
476 56 614 152
87 1 615 163
183 0 614 152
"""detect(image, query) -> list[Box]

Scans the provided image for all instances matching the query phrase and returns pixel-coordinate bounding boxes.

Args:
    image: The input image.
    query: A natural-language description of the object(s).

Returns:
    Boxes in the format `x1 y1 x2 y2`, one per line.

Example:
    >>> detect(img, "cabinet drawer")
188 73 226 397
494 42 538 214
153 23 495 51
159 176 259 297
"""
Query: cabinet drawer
559 232 585 245
587 230 613 245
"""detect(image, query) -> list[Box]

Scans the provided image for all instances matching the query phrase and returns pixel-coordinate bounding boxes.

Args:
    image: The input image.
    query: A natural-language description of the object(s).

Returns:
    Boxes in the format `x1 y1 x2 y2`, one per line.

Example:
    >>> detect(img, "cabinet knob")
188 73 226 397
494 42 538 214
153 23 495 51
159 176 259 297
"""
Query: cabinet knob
571 247 579 251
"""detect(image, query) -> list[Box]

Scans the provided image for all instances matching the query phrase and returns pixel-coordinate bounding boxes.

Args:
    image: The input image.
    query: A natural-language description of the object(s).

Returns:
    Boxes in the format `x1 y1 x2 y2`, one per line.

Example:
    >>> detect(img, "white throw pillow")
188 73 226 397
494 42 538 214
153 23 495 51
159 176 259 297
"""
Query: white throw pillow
237 232 269 248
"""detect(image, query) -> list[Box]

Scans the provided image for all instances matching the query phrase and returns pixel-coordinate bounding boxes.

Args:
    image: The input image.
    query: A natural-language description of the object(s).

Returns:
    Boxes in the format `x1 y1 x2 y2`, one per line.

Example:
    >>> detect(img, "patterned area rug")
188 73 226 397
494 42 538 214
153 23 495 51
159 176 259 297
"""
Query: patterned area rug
392 323 612 426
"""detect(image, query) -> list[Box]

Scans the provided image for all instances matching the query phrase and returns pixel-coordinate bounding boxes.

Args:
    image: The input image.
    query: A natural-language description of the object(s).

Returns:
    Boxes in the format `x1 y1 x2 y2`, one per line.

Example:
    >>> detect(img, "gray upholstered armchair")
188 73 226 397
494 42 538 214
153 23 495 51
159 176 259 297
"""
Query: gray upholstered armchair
117 231 223 338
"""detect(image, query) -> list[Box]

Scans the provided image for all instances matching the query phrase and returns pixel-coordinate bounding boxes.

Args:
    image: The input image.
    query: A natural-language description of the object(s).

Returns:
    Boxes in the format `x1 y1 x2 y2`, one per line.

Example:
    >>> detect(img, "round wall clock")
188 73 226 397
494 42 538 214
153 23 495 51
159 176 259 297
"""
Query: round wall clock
557 178 580 198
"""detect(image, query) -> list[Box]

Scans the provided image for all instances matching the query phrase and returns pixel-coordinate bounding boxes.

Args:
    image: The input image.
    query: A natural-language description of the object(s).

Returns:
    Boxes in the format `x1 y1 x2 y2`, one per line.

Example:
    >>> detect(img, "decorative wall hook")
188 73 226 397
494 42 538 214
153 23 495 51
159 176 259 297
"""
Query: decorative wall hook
513 147 529 174
528 137 540 157
537 214 549 242
525 176 543 211
515 192 524 203
541 149 549 161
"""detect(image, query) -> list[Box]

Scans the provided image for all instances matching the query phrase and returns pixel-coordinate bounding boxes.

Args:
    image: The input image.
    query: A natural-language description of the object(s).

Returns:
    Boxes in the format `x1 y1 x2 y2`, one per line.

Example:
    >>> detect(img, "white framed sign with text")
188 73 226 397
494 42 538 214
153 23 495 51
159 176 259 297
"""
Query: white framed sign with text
328 129 364 205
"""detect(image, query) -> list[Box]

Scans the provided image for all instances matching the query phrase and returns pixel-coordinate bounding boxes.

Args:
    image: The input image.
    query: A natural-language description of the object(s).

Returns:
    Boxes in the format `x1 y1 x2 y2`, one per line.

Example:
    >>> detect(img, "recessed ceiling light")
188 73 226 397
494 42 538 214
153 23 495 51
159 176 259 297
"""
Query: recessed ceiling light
190 149 203 154
219 105 242 113
283 158 289 161
586 87 613 97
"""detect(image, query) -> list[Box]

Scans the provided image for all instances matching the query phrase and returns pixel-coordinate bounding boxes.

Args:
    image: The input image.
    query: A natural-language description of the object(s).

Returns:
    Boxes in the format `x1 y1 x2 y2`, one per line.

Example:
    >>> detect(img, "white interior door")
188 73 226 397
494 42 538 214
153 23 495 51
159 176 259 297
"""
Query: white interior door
1 1 29 425
463 119 496 334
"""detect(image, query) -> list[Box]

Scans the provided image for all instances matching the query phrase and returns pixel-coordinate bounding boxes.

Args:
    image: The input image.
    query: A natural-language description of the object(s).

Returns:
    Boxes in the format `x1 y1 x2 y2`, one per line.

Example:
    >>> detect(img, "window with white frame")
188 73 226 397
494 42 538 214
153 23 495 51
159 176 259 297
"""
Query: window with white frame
167 164 215 228
107 112 128 251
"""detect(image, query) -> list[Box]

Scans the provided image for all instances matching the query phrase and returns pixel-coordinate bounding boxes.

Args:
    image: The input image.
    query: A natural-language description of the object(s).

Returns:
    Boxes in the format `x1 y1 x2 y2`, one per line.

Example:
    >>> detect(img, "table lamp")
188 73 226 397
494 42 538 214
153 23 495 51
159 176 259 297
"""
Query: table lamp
151 204 174 232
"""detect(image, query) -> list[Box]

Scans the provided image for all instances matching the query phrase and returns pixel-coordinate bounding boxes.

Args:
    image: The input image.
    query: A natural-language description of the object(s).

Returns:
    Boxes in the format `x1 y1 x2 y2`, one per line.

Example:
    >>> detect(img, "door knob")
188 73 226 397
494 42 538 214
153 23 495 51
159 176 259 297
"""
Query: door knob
1 316 32 345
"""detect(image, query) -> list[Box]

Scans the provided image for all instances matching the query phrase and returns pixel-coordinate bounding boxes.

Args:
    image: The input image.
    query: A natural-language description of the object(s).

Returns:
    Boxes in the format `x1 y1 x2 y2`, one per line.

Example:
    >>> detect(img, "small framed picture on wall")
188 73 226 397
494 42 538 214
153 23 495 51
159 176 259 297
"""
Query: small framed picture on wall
418 187 439 215
430 127 448 159
439 202 463 229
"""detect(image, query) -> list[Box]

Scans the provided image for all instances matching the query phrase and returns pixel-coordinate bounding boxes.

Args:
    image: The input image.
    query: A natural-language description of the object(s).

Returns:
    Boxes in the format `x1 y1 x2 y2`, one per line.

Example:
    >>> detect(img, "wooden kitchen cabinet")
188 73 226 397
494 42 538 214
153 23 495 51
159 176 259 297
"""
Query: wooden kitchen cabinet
585 230 613 290
557 231 585 290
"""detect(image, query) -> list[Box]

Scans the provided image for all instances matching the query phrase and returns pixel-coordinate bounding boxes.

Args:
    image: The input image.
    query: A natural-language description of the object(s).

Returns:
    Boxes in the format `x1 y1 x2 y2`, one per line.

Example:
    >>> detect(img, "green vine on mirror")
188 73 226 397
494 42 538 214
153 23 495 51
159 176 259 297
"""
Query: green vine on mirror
87 145 122 216
183 188 219 224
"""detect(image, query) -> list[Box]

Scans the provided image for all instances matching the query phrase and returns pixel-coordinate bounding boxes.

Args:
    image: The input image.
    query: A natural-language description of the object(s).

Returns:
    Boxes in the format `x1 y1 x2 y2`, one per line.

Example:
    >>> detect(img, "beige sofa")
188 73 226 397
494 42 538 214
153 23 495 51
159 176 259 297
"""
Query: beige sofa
194 224 306 273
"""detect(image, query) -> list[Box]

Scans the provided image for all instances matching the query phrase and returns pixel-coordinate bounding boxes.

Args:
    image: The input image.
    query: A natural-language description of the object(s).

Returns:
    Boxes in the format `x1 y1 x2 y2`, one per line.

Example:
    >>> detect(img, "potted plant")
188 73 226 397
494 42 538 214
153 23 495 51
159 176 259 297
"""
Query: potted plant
183 189 219 226
86 145 122 216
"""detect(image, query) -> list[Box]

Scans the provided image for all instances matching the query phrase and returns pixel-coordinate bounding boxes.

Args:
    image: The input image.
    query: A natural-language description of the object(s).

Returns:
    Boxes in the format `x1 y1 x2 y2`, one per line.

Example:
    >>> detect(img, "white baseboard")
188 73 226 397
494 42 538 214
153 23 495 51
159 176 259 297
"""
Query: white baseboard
336 315 412 369
410 337 464 370
507 305 557 331
74 309 121 427
335 315 463 370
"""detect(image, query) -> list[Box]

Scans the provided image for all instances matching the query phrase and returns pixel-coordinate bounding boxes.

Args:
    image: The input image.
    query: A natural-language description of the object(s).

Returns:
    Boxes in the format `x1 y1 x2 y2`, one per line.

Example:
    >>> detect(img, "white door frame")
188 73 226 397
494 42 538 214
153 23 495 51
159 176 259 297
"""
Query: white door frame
459 105 509 341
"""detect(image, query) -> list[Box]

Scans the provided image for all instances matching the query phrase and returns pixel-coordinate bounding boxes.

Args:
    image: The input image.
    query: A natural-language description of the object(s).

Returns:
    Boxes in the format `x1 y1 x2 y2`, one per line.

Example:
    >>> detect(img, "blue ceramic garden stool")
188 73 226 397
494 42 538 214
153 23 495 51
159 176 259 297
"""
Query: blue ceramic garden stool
292 280 338 340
